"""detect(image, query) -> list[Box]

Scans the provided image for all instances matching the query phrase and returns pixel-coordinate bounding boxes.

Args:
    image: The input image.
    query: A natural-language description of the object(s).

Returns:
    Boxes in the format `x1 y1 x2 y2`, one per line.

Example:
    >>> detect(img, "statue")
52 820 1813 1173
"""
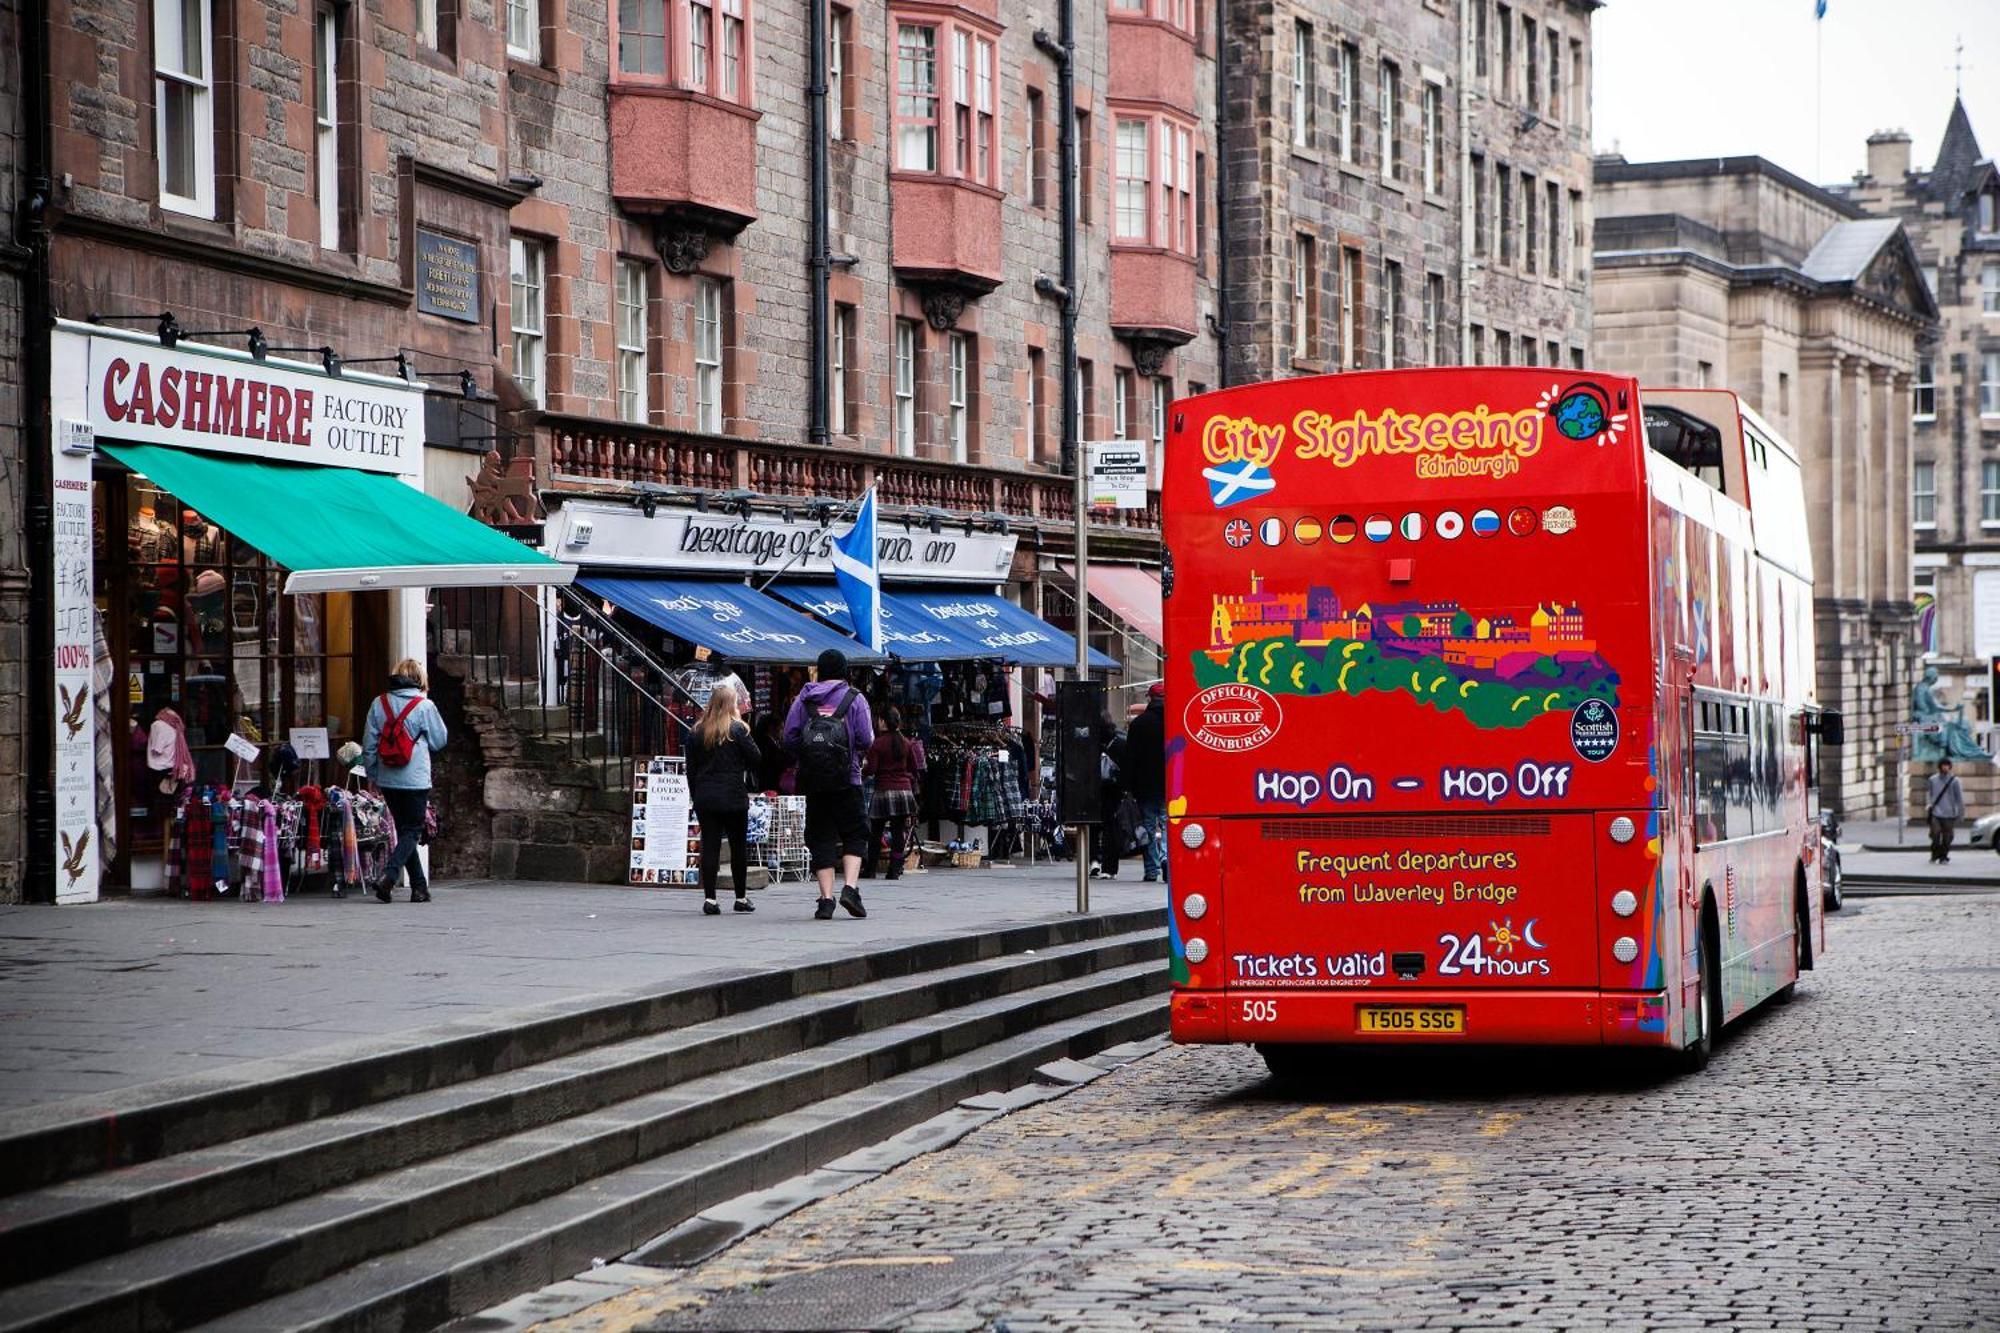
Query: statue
1911 664 1993 763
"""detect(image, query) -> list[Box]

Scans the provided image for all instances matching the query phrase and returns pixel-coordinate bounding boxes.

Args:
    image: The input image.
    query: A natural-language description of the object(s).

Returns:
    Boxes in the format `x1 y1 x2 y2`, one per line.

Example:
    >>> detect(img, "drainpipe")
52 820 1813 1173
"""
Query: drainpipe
807 0 830 445
1034 10 1077 479
18 0 56 900
1457 0 1474 364
1212 0 1231 385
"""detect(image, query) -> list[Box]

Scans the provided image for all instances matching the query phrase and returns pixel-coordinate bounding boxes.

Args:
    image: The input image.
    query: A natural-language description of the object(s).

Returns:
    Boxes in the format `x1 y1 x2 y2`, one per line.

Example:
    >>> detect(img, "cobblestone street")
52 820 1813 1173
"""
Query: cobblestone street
531 894 2000 1332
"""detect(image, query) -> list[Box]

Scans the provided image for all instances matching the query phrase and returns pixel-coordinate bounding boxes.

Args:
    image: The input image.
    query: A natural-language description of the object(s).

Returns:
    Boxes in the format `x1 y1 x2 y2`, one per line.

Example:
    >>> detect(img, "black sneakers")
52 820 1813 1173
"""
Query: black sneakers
703 899 722 916
733 896 756 912
839 884 867 918
814 897 837 920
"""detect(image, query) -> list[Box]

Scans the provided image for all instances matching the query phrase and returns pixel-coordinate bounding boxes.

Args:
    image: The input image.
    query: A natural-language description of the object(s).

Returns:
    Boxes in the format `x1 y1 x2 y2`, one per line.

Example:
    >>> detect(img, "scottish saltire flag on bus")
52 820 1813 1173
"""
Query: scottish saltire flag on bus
832 487 883 652
1203 459 1275 508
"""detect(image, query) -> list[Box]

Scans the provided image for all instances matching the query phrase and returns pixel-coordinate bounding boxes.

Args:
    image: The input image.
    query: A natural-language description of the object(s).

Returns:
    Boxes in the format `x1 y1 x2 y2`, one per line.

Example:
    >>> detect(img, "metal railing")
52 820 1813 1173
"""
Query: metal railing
431 584 681 787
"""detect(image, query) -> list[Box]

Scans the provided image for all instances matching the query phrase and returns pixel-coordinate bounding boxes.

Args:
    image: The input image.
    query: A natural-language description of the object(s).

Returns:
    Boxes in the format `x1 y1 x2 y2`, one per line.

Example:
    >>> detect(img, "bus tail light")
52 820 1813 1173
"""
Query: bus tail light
1184 937 1210 964
1612 935 1639 964
1610 889 1638 917
1180 822 1207 849
1181 892 1208 920
1608 816 1636 844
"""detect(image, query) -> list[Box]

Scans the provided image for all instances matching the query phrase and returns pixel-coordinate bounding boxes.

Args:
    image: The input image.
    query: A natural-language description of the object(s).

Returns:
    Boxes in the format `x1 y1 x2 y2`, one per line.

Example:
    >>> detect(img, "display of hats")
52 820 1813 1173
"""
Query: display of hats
193 570 227 596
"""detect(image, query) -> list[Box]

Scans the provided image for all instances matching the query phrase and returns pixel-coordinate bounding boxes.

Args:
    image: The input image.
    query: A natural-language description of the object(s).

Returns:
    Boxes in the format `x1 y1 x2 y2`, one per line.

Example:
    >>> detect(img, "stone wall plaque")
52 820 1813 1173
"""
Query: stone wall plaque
416 230 482 323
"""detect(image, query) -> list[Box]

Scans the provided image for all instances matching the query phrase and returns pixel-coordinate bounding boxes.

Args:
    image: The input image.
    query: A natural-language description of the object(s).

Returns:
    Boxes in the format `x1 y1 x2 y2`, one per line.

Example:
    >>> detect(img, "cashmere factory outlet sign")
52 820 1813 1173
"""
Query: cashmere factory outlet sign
548 500 1020 584
80 331 424 476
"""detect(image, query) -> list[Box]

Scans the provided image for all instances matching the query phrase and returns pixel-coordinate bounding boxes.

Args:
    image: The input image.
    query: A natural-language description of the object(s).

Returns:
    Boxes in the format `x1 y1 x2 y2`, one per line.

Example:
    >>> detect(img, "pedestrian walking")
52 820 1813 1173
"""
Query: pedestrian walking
783 648 875 919
1093 720 1128 880
363 658 448 903
862 707 925 880
1125 682 1168 883
687 678 761 914
1926 759 1966 863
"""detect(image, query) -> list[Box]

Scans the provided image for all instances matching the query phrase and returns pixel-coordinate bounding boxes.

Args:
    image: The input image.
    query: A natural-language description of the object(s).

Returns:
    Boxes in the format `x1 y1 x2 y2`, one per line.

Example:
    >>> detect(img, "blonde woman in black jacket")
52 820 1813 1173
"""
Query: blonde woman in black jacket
686 680 762 914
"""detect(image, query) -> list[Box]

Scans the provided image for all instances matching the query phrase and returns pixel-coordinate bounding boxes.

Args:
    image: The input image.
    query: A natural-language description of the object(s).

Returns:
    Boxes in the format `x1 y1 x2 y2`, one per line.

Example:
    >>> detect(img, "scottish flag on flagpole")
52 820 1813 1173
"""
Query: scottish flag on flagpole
831 487 883 653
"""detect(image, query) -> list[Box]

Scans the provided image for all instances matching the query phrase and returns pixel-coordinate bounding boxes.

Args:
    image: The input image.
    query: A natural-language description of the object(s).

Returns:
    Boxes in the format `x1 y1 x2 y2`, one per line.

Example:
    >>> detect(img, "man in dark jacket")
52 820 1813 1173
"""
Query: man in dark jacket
1125 683 1168 882
783 648 875 919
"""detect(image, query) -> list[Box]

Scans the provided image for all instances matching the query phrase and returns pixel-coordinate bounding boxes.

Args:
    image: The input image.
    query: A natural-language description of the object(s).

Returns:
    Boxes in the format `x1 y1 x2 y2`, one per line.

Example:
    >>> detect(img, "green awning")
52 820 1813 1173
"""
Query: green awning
102 442 574 594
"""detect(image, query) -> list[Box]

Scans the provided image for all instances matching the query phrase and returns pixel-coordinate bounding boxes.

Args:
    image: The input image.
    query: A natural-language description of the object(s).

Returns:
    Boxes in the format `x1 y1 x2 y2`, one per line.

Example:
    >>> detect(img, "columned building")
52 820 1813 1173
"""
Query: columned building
1837 105 2000 780
1592 155 1937 820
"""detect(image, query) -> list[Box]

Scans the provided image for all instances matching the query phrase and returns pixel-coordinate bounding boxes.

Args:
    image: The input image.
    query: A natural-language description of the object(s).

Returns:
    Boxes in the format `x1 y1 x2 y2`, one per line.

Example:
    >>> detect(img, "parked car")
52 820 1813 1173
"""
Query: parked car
1964 809 2000 852
1819 809 1844 911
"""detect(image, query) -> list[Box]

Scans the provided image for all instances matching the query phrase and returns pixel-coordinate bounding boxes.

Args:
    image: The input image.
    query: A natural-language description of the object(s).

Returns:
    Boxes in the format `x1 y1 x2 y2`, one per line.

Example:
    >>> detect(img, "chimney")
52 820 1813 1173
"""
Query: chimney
1866 129 1912 181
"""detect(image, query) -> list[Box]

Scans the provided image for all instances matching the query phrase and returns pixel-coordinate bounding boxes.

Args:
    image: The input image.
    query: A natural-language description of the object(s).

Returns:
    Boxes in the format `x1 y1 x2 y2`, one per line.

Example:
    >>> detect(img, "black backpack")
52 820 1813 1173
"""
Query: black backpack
796 687 858 793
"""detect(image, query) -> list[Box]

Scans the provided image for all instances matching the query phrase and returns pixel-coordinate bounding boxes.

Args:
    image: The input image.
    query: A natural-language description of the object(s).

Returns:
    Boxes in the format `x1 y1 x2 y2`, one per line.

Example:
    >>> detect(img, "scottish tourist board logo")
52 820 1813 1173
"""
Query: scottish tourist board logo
1570 697 1619 762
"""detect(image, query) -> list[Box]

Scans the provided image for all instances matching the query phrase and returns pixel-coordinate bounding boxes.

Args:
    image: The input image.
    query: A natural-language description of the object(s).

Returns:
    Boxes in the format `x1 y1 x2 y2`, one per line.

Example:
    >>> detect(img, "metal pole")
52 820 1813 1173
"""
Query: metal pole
806 0 831 446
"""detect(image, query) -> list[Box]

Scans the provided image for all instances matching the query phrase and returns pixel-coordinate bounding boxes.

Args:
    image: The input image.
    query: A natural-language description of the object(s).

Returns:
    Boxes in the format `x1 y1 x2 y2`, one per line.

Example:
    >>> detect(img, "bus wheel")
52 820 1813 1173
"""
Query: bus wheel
1675 904 1720 1073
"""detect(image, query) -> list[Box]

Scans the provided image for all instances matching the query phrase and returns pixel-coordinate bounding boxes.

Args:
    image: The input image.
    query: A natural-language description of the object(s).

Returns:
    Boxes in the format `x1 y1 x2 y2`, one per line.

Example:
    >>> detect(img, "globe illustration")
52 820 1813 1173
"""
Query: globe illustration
1554 391 1606 440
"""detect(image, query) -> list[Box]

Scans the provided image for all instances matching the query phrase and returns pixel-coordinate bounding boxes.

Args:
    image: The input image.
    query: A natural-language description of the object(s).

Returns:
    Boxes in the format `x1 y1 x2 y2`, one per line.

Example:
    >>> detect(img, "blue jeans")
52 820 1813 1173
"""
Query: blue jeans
1139 798 1168 881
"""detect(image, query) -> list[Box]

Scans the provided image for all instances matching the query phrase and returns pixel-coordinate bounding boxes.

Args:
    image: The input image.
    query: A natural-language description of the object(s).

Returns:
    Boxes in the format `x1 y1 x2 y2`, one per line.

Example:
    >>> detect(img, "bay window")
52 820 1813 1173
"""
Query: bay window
894 16 996 186
1112 0 1191 31
155 0 215 217
614 0 753 103
1111 110 1198 255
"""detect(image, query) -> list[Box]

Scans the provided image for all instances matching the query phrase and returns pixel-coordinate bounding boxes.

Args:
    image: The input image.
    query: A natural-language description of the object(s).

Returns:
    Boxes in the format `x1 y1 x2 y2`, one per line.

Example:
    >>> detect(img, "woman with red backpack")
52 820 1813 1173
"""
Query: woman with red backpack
363 658 449 903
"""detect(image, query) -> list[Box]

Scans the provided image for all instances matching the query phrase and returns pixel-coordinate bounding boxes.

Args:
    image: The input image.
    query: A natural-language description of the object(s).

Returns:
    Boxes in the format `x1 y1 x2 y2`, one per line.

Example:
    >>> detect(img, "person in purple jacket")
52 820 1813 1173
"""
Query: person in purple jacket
783 648 876 919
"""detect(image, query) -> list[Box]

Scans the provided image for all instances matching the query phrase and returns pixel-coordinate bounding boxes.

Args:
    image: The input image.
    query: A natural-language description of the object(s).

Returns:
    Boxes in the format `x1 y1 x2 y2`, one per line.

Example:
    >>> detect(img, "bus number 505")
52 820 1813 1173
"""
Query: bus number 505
1241 999 1279 1023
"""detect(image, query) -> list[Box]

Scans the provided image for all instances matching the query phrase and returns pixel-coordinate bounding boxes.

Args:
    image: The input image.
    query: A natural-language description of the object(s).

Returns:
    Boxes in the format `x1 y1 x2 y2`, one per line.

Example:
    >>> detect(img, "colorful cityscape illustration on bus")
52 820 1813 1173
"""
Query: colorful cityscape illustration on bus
1190 571 1620 730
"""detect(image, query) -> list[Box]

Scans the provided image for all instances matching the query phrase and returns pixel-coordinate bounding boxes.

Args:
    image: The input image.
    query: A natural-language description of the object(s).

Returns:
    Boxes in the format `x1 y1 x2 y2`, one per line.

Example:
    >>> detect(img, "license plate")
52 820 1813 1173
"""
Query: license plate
1357 1005 1465 1035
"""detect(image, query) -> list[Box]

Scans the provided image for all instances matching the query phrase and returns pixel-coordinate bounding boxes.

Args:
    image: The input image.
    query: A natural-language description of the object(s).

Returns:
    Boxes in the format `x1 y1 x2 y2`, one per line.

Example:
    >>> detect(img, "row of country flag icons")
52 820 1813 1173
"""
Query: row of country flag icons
1223 506 1576 549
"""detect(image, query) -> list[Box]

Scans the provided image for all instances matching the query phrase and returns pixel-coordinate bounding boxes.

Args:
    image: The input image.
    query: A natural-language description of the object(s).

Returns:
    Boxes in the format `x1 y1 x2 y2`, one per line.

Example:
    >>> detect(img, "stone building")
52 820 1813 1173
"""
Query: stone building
0 0 26 902
3 0 1598 899
1837 105 2000 781
1219 0 1594 382
1592 155 1938 819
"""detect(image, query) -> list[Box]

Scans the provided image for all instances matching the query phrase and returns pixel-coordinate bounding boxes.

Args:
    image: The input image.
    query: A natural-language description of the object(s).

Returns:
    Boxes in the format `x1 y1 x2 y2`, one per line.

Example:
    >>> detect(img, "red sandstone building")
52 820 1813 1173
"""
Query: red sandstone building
1 0 1596 899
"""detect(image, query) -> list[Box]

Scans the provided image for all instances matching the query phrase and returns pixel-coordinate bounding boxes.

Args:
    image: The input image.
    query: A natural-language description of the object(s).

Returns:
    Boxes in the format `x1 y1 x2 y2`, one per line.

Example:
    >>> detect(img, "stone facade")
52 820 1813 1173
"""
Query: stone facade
1592 156 1938 820
1221 0 1594 382
1837 106 2000 809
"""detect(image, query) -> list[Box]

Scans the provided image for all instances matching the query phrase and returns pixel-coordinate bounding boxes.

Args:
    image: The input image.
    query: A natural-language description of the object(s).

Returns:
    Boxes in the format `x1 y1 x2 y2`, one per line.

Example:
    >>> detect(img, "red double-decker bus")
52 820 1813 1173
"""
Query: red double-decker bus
1162 369 1834 1073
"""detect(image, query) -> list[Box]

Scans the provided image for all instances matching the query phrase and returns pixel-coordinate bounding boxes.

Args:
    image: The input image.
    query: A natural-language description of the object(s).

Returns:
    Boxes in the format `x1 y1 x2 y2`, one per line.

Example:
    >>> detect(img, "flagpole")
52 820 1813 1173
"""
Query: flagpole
1815 2 1824 181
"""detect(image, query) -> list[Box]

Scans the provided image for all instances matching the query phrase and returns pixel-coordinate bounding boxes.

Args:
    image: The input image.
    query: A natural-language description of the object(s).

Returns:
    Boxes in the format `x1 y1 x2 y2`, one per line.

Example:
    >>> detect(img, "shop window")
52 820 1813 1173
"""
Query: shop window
894 317 918 455
1291 234 1316 362
948 331 973 462
694 276 725 433
100 472 370 872
616 258 651 424
894 16 994 185
1913 357 1935 420
155 0 216 218
1913 459 1936 528
1381 258 1401 369
508 236 547 408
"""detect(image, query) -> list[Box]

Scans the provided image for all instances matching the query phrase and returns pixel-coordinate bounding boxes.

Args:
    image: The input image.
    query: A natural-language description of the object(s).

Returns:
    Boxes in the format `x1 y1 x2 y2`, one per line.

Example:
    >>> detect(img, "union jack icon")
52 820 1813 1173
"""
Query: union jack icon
1224 519 1253 548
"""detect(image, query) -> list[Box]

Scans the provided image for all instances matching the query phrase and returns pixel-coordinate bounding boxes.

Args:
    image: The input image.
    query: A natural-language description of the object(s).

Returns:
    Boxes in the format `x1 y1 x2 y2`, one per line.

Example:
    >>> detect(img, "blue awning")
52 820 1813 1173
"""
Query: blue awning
580 576 882 664
771 582 1119 670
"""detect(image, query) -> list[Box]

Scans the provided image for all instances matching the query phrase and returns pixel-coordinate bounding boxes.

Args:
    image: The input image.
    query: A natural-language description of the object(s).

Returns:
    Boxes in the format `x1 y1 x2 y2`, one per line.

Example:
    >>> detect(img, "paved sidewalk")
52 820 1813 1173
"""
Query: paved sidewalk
0 865 1159 1113
1840 817 2000 885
